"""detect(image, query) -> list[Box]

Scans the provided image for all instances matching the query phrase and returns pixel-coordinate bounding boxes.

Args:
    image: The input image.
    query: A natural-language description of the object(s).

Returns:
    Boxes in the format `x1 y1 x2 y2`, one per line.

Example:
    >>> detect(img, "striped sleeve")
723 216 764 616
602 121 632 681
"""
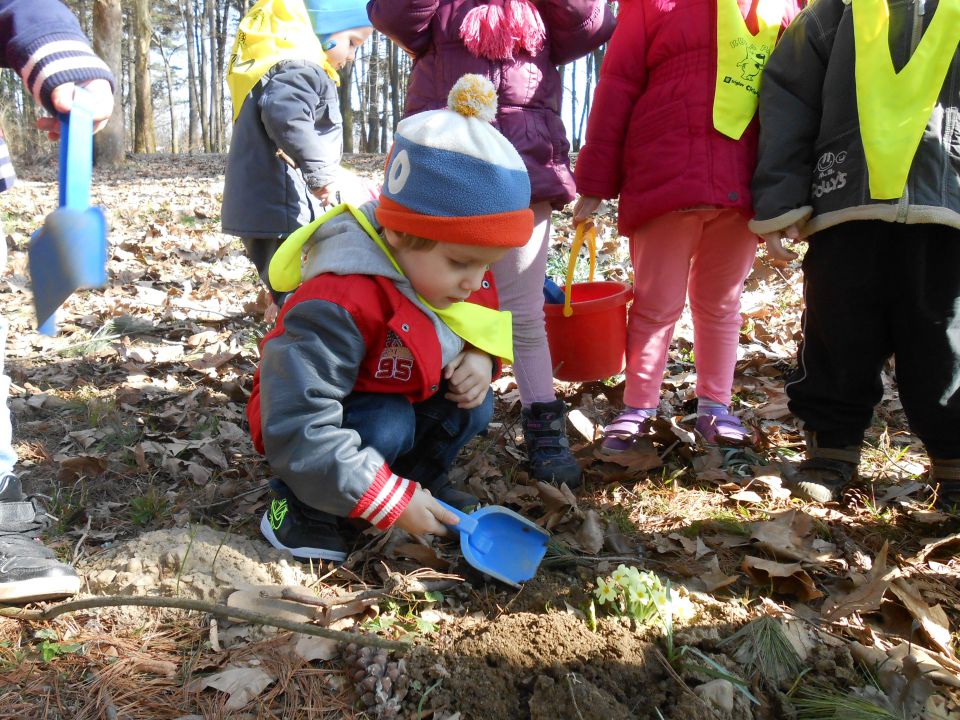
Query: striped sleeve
348 463 416 530
17 33 113 114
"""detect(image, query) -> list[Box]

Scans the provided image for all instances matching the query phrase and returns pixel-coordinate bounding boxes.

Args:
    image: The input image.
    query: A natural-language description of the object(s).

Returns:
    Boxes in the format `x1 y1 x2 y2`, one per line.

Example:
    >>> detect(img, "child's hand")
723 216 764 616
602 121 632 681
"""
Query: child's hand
443 348 493 409
394 485 458 537
572 195 602 227
37 79 115 139
761 223 801 265
312 184 339 207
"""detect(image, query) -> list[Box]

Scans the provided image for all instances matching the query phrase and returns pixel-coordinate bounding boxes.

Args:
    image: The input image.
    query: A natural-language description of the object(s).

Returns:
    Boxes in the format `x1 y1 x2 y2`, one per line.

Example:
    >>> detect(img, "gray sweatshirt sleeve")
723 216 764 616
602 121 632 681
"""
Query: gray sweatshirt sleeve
259 60 343 191
258 298 390 518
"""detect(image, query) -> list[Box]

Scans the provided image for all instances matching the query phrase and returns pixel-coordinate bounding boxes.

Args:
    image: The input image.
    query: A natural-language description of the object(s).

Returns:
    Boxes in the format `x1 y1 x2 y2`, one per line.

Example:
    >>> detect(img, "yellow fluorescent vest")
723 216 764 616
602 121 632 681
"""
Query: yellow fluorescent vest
226 0 339 122
269 204 516 363
713 0 786 140
854 0 960 200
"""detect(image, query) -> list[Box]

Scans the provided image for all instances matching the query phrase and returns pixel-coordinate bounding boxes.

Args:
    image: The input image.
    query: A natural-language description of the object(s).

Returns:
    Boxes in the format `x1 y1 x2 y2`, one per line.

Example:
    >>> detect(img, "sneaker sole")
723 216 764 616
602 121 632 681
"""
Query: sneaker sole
259 513 348 563
0 574 81 603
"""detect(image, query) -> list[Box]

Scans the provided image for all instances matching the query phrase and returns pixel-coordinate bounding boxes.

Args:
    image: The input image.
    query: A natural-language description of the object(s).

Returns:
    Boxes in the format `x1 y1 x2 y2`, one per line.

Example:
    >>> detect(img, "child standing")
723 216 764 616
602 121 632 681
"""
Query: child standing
248 75 534 560
573 0 800 453
367 0 615 488
750 0 960 506
0 0 115 602
222 0 372 317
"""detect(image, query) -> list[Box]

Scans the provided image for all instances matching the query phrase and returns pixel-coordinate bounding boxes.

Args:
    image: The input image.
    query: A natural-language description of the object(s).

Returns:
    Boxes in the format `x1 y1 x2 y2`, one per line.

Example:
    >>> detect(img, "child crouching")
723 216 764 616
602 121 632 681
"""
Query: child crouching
247 75 533 560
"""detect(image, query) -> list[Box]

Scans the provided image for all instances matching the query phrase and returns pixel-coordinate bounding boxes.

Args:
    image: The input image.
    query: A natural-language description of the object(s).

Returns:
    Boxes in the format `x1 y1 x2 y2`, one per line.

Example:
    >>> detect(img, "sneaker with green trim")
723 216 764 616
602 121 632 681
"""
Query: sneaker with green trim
259 490 348 563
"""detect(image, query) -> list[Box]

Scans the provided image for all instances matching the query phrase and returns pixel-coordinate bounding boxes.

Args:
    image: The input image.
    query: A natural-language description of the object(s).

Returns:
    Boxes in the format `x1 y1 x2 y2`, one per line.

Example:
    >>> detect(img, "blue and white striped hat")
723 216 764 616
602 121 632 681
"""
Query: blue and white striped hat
376 74 533 248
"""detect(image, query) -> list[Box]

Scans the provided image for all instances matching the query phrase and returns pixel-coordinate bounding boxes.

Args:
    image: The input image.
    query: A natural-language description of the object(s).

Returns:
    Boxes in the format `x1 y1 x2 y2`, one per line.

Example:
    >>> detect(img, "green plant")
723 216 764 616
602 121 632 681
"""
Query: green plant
129 487 170 527
592 565 695 630
33 628 84 663
792 688 903 719
719 616 802 687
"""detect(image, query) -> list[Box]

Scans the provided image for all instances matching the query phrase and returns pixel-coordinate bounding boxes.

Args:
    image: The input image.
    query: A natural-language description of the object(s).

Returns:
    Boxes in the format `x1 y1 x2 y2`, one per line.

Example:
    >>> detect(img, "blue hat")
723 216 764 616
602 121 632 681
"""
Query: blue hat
305 0 370 35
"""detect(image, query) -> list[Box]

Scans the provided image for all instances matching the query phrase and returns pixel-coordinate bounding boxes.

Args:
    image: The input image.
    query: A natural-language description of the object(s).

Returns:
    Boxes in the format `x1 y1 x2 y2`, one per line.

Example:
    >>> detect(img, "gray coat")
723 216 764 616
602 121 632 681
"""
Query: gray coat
749 0 960 238
221 59 343 238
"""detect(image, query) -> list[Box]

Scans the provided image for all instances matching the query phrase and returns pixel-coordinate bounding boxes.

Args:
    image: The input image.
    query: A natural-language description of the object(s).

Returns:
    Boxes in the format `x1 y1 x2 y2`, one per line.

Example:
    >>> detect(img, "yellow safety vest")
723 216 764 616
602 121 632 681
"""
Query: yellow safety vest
269 205 516 363
226 0 339 122
713 0 786 140
854 0 960 199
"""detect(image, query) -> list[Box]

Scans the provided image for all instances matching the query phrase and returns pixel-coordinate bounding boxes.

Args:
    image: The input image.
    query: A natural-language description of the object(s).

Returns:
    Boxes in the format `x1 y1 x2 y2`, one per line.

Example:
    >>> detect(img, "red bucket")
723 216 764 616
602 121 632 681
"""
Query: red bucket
544 221 632 382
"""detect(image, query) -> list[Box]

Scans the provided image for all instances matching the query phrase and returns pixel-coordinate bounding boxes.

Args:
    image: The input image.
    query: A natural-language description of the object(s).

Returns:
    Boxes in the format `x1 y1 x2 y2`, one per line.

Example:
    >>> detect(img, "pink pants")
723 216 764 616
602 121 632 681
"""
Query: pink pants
492 201 556 406
624 208 758 409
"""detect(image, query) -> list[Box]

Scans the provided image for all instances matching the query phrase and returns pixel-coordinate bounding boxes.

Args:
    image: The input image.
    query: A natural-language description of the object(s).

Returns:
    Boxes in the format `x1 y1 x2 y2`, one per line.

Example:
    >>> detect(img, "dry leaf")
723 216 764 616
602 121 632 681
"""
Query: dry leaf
698 556 739 592
750 510 834 565
188 664 276 711
392 542 450 571
887 578 953 657
742 556 823 601
56 455 108 483
574 509 604 554
824 543 895 622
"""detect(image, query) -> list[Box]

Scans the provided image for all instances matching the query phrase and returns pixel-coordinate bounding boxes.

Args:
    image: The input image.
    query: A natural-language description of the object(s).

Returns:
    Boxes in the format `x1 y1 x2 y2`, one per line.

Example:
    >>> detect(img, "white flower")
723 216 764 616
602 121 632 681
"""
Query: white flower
595 577 618 605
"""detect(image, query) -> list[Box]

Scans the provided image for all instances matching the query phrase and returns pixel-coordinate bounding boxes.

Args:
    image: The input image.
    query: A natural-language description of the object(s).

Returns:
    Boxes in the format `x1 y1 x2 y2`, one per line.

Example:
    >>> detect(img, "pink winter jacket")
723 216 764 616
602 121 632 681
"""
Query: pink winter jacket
368 0 615 208
574 0 801 237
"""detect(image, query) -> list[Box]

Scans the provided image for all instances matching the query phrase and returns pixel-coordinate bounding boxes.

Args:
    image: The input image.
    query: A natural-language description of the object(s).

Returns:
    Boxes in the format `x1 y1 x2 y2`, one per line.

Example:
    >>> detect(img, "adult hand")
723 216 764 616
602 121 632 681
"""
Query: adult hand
761 223 801 264
443 348 493 409
571 195 602 228
393 486 458 537
311 183 339 207
37 79 115 139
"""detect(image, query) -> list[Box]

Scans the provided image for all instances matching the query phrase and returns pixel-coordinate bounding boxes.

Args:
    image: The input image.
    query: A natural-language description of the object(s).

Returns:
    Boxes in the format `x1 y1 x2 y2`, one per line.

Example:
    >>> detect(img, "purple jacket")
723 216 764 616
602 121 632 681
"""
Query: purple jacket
368 0 615 207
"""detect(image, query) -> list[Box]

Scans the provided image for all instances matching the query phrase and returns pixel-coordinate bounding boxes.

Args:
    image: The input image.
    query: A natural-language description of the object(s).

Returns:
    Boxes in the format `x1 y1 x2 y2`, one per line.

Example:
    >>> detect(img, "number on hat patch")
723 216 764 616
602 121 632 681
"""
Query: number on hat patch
387 149 411 194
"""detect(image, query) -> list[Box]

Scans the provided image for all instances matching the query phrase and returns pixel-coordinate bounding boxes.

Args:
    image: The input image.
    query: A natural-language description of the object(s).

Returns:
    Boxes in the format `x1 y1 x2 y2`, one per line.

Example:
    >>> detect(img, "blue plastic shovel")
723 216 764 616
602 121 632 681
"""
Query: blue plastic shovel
28 86 107 336
437 500 550 587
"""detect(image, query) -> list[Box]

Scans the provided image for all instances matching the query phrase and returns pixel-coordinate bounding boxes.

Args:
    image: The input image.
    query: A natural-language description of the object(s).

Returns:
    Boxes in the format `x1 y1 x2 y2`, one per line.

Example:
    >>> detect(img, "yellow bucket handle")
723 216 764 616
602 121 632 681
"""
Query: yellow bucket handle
563 220 597 317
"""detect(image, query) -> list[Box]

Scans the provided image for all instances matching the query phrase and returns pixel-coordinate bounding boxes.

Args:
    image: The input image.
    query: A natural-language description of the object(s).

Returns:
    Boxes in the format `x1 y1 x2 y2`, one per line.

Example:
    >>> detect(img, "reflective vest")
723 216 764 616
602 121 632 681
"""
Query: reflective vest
854 0 960 199
713 0 788 140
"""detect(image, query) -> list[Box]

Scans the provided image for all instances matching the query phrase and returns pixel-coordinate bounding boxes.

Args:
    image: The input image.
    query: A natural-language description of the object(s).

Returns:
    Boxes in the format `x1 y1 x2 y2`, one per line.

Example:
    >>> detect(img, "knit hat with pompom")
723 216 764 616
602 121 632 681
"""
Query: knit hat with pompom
376 74 533 247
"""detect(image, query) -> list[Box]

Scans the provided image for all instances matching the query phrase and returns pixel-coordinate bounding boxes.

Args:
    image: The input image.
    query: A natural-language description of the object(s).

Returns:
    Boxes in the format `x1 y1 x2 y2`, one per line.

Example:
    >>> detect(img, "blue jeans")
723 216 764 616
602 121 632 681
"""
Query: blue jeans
341 385 493 485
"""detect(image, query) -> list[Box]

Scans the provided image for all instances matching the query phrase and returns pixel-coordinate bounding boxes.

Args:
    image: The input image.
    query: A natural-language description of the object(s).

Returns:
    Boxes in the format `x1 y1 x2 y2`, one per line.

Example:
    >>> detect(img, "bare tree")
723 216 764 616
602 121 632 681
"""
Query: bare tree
92 0 124 165
153 30 178 154
181 1 202 152
132 0 156 153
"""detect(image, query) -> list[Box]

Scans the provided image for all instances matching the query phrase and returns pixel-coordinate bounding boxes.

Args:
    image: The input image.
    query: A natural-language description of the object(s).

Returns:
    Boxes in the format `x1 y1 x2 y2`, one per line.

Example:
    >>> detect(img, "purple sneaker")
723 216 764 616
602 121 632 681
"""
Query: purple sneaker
694 408 757 448
601 409 656 454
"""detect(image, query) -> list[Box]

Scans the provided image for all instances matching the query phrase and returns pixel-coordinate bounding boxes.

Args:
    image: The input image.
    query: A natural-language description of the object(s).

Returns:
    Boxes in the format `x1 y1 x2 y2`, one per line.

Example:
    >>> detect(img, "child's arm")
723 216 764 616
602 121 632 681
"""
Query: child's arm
750 10 828 240
366 0 437 56
537 0 615 65
443 347 494 409
394 487 459 537
572 0 647 202
259 61 342 198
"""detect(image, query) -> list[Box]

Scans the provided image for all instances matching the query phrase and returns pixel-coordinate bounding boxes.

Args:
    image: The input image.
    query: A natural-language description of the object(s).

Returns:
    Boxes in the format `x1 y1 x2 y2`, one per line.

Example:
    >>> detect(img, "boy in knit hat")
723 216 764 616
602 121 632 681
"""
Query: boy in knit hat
248 75 534 561
222 0 372 318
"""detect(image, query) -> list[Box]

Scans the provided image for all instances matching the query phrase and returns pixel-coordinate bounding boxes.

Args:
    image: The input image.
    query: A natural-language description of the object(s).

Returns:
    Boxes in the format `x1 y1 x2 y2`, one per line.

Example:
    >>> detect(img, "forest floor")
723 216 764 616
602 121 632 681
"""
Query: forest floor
0 153 958 719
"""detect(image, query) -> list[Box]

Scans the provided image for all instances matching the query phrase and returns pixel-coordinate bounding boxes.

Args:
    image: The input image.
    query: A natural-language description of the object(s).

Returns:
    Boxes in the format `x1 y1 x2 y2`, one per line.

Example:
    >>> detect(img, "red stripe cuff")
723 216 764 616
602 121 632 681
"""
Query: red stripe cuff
349 463 416 530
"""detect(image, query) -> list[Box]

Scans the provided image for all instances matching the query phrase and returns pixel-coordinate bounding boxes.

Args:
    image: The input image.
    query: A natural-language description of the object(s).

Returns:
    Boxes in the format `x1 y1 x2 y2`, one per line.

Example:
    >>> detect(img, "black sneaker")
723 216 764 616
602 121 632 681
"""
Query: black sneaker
521 400 583 489
259 491 348 562
0 473 81 603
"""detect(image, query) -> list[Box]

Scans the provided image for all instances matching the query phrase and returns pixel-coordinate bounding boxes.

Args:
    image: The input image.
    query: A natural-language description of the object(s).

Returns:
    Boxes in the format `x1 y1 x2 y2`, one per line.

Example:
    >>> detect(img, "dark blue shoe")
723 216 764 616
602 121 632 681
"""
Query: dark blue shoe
260 483 348 562
522 400 582 489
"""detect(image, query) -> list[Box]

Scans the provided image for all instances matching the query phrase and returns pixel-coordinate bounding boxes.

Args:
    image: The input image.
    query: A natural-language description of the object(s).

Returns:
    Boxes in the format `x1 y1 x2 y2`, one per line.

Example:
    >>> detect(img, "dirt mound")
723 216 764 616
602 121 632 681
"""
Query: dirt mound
404 612 678 720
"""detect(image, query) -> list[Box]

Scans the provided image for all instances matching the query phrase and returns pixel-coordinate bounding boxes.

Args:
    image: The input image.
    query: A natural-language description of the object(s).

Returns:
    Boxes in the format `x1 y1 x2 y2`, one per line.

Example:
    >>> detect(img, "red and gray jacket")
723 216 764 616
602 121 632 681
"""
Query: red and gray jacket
248 204 501 528
0 0 115 192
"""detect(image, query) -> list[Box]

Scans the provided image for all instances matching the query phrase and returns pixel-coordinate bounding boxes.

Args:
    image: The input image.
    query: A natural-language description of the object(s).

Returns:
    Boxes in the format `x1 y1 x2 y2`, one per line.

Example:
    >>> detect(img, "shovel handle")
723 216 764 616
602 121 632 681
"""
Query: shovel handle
58 86 96 211
562 220 597 318
436 500 478 535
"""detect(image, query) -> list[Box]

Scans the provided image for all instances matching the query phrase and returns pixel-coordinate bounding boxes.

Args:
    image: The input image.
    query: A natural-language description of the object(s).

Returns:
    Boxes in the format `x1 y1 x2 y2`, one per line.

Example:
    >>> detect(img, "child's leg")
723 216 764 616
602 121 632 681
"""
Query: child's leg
786 222 891 445
241 237 288 306
490 201 554 405
888 224 960 463
687 209 758 406
623 211 700 409
341 393 417 464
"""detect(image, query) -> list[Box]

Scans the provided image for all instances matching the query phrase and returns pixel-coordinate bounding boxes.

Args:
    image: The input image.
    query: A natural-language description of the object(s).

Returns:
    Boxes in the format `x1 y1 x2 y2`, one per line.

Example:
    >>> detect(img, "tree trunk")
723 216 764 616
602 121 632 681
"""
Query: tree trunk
364 34 380 152
206 0 222 151
132 0 156 153
182 1 201 152
195 0 210 151
92 0 124 166
338 62 355 153
388 40 401 134
154 31 179 154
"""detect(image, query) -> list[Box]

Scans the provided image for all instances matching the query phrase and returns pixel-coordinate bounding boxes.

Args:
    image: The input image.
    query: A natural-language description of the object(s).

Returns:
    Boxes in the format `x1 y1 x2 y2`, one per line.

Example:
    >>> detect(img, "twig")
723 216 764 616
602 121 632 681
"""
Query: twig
566 673 586 720
281 586 386 608
0 595 412 650
208 615 221 653
652 648 724 720
72 515 92 564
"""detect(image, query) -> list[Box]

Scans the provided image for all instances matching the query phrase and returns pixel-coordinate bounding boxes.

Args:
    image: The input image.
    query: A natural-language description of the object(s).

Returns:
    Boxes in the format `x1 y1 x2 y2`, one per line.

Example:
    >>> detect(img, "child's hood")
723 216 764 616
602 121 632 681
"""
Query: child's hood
300 201 405 286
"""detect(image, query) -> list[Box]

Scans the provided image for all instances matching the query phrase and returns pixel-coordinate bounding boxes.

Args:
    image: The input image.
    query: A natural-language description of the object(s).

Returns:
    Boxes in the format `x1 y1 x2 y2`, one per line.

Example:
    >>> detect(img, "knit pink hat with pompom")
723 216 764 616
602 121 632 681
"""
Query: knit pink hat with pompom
459 0 545 61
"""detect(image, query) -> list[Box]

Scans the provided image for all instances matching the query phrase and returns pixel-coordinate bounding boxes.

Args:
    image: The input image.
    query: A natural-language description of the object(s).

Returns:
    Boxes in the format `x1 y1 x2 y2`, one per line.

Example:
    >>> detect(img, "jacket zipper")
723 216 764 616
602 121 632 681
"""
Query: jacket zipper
896 0 926 221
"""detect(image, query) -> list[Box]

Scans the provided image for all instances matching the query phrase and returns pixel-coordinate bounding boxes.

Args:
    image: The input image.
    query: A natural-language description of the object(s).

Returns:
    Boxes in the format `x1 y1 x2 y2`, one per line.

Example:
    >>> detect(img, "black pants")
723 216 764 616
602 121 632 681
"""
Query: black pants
242 237 289 306
787 221 960 458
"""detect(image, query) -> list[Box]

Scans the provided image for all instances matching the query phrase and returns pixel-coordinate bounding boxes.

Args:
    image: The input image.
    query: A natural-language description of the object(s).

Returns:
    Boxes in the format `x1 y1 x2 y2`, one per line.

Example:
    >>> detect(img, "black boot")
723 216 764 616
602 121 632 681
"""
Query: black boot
930 458 960 511
781 432 859 503
421 474 478 511
521 400 582 489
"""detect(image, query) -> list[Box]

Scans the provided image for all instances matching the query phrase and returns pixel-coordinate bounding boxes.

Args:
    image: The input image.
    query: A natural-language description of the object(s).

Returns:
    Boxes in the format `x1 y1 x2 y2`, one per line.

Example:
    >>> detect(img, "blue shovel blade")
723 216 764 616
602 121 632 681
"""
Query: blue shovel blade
29 206 107 335
438 501 550 587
